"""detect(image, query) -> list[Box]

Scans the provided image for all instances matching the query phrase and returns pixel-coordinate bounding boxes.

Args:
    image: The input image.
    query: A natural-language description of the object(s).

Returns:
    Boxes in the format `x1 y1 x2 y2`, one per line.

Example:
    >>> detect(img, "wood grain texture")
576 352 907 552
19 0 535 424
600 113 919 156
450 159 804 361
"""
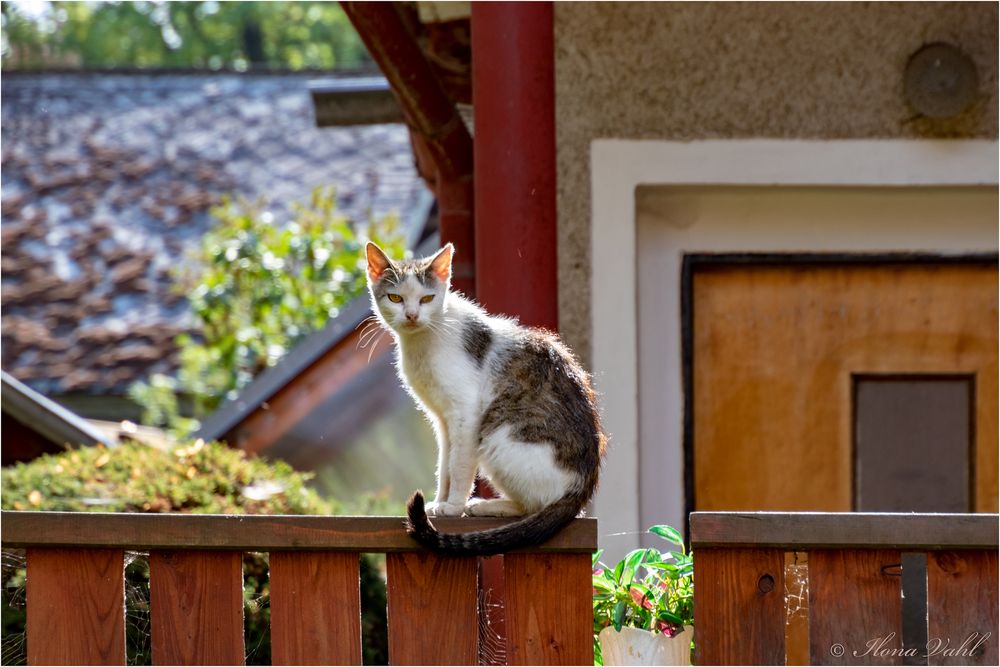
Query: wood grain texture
26 548 125 665
927 550 999 666
690 512 999 550
503 553 593 665
809 549 902 665
386 552 478 665
1 511 597 553
693 263 997 513
149 550 244 665
694 548 785 665
269 551 362 665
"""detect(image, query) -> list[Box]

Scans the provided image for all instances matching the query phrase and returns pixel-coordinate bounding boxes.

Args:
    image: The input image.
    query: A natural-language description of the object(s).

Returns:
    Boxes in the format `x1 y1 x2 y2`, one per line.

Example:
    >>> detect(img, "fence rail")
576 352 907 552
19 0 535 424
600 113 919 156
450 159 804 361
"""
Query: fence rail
691 512 1000 667
2 511 597 666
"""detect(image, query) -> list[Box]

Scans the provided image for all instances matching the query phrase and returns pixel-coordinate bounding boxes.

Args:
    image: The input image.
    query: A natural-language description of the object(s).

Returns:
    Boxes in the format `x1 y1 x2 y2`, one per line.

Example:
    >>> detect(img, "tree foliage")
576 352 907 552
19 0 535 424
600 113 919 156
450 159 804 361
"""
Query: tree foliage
1 1 372 70
128 186 406 434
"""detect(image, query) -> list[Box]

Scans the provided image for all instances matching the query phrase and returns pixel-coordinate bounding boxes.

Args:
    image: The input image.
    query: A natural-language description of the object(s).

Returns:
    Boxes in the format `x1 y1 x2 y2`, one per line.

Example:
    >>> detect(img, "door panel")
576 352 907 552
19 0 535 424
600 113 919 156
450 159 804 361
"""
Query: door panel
854 376 972 512
692 261 997 512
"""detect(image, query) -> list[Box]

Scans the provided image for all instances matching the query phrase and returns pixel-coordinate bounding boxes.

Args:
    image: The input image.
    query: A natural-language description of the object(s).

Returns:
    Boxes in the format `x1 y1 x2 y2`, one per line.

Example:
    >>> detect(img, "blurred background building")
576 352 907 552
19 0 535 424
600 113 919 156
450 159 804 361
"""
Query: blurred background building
1 1 997 532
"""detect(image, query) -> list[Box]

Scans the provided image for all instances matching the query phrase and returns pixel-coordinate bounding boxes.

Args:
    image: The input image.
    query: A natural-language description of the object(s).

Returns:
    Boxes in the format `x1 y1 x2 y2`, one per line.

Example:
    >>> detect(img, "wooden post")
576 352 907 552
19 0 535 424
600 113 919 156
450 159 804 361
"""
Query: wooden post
809 550 903 666
26 548 125 666
927 550 999 666
472 0 558 328
504 553 592 665
695 548 786 665
385 552 479 665
269 551 363 665
149 550 245 665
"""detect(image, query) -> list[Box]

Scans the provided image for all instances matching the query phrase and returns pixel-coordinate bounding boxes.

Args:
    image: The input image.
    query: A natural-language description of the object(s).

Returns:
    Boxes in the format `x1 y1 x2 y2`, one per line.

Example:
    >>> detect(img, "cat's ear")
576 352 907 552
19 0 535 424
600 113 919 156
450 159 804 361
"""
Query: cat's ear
366 242 391 282
429 243 454 282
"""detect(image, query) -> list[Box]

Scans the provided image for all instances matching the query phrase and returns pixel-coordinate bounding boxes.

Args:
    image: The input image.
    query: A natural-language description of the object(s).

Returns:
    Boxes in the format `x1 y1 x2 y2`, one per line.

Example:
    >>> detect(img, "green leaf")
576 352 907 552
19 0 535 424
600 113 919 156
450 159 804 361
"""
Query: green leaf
657 610 684 626
649 524 685 547
640 547 663 566
612 600 626 631
592 549 603 568
645 562 679 572
612 559 625 585
621 548 646 586
592 578 615 593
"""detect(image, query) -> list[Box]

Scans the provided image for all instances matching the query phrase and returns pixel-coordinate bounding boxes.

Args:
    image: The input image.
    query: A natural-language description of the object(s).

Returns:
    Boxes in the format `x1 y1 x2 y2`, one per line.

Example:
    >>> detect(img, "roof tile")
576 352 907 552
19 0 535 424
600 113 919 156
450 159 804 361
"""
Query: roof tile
2 73 426 397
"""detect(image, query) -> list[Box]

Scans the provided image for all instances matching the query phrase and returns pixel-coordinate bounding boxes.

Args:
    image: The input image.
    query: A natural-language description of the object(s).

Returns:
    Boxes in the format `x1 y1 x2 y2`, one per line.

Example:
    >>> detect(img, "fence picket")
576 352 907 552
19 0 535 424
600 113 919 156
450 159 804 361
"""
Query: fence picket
149 550 245 665
694 547 785 665
26 548 125 666
504 553 593 665
269 551 362 665
385 552 478 664
927 550 999 666
809 549 902 666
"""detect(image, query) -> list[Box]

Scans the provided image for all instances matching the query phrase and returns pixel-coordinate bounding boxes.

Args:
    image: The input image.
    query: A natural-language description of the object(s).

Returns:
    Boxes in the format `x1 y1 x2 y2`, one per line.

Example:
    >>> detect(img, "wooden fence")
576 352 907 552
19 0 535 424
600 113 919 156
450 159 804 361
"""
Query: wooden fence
1 511 597 666
691 512 999 666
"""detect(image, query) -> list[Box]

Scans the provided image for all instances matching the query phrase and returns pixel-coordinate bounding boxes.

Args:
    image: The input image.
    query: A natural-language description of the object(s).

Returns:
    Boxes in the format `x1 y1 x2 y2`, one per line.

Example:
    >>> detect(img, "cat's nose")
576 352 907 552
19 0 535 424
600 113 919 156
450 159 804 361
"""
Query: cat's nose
406 312 418 322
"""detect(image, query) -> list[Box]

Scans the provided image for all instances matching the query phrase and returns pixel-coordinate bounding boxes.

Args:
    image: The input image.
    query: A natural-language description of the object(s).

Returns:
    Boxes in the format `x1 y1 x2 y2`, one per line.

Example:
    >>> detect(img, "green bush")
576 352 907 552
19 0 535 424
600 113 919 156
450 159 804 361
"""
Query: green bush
0 441 389 665
128 186 406 435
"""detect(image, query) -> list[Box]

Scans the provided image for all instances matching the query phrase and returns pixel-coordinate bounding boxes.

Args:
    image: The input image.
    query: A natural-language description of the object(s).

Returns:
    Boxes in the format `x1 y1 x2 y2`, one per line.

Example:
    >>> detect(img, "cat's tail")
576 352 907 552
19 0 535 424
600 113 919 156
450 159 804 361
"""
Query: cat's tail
405 489 587 557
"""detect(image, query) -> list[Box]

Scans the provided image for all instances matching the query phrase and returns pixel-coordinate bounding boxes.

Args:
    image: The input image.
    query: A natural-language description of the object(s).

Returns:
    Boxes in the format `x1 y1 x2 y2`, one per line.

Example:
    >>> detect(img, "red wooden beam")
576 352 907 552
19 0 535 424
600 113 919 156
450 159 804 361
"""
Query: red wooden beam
471 3 558 662
341 2 472 180
472 1 557 330
341 2 476 296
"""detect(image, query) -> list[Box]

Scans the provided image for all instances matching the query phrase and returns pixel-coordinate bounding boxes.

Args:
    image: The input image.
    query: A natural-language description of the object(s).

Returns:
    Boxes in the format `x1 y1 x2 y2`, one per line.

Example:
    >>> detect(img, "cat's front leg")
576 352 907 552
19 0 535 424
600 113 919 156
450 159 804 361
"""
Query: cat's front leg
435 414 478 516
425 420 463 516
430 418 450 505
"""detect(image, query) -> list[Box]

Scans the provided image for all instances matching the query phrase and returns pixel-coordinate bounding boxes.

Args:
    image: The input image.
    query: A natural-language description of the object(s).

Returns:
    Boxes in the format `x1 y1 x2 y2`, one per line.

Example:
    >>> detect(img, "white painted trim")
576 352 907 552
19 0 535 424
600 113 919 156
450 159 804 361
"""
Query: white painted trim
589 139 998 558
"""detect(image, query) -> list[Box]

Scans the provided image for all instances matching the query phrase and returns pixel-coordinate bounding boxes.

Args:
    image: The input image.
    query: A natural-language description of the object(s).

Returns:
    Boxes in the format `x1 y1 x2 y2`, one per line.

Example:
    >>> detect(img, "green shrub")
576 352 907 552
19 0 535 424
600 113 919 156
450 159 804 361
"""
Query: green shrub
128 186 406 435
1 441 389 665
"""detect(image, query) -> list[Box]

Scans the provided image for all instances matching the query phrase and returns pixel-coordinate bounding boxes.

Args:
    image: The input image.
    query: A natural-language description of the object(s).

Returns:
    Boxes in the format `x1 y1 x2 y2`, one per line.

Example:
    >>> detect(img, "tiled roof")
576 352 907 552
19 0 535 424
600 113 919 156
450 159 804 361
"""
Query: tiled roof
1 72 426 397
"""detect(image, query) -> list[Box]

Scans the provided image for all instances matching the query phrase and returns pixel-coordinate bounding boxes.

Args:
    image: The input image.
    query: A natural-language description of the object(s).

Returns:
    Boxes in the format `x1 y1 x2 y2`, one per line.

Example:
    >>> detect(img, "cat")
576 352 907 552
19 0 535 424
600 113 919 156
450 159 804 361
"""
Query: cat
365 241 606 556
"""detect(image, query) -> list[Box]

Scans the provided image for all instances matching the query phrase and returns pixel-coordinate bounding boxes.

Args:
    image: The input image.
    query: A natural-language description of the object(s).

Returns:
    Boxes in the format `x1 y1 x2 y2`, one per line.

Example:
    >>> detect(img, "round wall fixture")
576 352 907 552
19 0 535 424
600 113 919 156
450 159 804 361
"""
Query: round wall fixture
904 42 979 118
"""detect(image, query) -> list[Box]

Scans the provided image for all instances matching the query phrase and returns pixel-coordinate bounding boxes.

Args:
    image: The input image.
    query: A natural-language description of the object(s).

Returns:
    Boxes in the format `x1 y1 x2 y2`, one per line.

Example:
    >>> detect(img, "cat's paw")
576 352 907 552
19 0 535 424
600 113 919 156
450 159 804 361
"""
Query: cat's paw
424 501 465 517
464 498 524 517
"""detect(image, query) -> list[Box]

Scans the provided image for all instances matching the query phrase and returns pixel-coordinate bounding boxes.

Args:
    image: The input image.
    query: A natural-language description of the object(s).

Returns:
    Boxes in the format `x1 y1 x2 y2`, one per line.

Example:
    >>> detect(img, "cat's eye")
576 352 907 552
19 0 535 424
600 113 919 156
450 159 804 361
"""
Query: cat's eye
420 295 435 304
387 294 403 303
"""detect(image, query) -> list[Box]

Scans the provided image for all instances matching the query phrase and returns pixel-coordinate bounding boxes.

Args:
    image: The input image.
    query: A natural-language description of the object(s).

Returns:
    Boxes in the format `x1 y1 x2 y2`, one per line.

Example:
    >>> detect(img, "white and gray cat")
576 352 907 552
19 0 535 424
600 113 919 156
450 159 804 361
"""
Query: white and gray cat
366 242 606 556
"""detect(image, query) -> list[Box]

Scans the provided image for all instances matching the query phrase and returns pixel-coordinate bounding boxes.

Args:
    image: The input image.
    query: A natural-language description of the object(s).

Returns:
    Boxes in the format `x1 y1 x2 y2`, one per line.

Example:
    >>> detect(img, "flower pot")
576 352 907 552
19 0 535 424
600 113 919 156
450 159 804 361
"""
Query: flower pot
599 625 693 666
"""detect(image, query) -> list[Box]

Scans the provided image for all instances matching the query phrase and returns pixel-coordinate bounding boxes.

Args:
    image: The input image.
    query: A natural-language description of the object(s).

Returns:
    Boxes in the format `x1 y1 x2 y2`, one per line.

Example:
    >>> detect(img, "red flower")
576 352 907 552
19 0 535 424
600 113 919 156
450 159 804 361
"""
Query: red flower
656 620 680 637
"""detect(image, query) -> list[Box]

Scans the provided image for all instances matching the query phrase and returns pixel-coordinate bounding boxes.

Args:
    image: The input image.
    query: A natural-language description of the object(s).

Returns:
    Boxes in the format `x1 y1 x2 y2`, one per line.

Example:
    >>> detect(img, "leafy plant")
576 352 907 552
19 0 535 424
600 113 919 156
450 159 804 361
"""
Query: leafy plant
592 525 694 665
0 441 389 665
127 186 405 434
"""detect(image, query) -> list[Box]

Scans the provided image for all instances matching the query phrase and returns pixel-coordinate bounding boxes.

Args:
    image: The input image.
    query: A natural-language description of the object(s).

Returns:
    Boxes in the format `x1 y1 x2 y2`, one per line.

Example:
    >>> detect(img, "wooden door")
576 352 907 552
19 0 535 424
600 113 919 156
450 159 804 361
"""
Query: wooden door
691 258 998 513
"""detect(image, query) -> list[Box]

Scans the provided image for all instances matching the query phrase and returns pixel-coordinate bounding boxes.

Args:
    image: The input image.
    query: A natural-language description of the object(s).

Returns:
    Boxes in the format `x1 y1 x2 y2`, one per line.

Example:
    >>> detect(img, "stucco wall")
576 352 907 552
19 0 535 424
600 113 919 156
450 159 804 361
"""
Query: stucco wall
555 1 998 365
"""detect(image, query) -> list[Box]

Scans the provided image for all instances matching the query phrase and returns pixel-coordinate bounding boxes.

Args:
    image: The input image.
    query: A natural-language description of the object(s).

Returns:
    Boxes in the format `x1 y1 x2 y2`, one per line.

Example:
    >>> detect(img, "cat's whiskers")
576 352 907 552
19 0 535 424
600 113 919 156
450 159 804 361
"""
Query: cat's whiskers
428 317 459 336
359 324 380 343
357 324 383 348
359 326 385 349
425 319 457 339
367 330 387 363
356 316 384 347
356 314 379 329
